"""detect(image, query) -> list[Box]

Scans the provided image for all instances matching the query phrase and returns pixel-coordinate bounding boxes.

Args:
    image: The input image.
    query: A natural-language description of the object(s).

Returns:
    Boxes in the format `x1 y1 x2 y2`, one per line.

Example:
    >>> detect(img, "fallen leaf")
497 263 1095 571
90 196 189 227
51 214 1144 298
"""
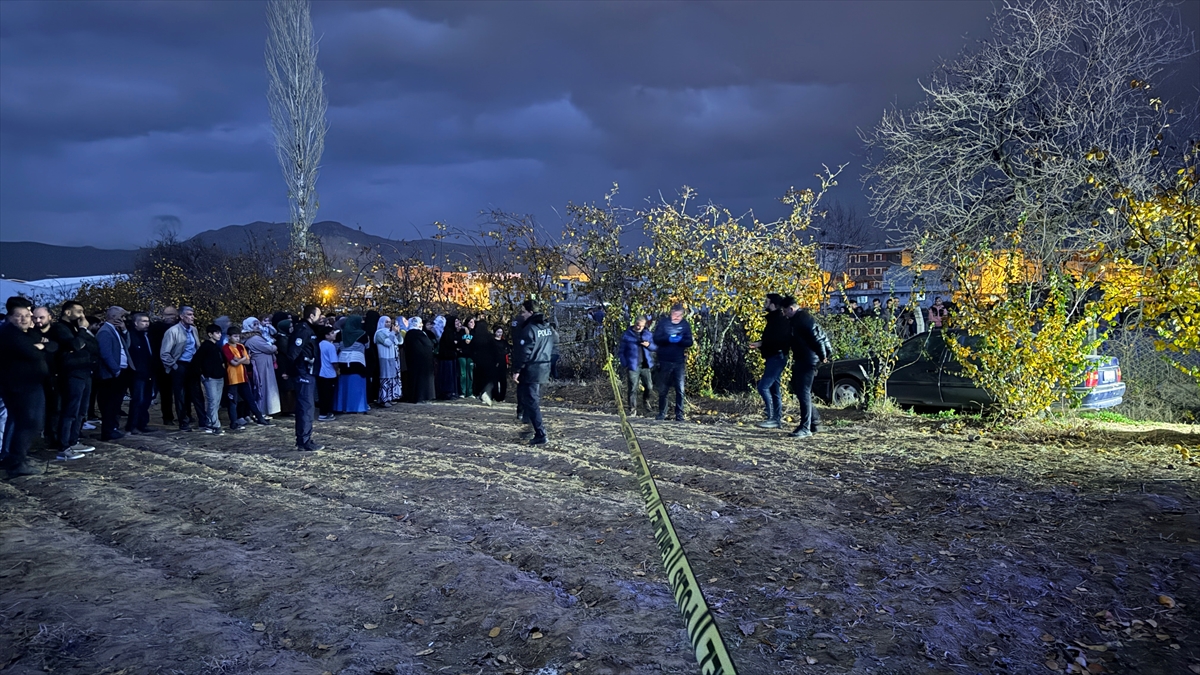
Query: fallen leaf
738 621 756 636
489 627 502 638
363 623 378 630
1046 659 1061 671
1075 641 1107 652
806 656 818 665
1158 595 1176 609
812 632 837 639
326 534 338 541
804 548 816 554
412 617 425 625
1156 633 1171 641
384 593 394 600
316 644 332 650
1042 633 1057 643
415 648 434 656
632 570 645 576
531 631 544 639
252 622 266 632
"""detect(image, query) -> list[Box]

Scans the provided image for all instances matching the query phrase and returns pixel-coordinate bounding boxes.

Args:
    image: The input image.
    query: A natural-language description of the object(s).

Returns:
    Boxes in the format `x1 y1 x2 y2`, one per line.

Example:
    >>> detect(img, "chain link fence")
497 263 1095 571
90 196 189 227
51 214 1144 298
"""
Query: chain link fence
1099 329 1200 423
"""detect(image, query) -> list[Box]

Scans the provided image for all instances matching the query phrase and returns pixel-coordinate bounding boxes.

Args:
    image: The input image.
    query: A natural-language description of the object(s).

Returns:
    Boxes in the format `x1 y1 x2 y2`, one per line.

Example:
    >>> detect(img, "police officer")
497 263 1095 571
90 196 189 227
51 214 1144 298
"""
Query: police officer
511 299 555 445
288 304 323 451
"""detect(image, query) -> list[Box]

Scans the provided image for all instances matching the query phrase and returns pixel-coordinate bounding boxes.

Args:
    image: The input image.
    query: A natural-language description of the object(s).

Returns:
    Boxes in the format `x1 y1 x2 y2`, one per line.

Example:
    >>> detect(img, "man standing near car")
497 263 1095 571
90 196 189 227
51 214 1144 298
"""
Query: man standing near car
512 299 554 445
288 304 323 452
783 296 830 438
749 293 791 429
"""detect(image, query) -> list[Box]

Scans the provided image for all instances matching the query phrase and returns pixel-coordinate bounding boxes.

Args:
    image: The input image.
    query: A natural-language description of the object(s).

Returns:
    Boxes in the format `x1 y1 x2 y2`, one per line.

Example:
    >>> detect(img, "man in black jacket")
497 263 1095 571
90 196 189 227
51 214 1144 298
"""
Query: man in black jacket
512 299 555 445
148 305 178 425
1 297 51 477
652 303 693 421
287 304 323 451
783 296 830 438
126 312 156 434
32 306 60 447
51 301 97 457
748 293 791 429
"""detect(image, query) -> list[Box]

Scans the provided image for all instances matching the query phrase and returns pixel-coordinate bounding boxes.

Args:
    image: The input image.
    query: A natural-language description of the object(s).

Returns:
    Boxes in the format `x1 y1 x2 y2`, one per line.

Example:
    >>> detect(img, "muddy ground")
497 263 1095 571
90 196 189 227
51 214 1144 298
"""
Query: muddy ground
1 387 1197 675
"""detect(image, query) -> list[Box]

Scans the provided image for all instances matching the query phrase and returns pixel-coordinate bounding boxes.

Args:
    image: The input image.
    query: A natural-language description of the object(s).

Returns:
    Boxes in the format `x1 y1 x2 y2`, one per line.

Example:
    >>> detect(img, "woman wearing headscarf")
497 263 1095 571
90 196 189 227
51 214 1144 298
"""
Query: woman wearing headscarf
435 315 459 399
374 316 403 407
431 315 446 339
364 310 381 407
402 317 436 403
456 316 478 399
474 323 510 405
272 313 296 415
244 317 280 416
335 314 370 413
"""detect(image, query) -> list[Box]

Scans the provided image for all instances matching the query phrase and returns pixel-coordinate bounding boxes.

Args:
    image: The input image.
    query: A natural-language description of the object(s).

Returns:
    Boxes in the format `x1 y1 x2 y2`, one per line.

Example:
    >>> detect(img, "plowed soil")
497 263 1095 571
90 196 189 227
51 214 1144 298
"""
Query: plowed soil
1 392 1197 675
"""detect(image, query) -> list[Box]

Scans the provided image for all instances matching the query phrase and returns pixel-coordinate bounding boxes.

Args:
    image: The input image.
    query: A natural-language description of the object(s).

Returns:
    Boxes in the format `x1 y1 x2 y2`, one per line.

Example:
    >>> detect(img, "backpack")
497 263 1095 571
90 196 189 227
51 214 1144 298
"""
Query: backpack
812 320 834 361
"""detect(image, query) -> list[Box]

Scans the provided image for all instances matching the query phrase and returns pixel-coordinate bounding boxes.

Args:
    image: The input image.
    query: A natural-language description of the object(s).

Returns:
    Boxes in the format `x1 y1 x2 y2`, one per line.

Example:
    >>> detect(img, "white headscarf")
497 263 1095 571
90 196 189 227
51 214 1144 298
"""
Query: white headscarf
408 317 422 331
375 315 391 335
242 317 262 334
432 315 446 338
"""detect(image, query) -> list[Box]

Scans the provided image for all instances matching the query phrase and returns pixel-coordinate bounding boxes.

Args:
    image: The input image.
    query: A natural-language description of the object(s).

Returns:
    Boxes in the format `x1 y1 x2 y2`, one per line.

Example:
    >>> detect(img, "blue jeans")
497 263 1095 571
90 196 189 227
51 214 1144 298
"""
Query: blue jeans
657 361 686 418
127 376 153 432
201 377 224 429
757 353 788 422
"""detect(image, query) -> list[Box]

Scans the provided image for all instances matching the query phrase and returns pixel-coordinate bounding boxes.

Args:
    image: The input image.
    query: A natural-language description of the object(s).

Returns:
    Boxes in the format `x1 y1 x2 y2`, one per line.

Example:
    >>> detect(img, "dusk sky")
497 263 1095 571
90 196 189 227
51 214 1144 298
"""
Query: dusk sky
2 0 1197 249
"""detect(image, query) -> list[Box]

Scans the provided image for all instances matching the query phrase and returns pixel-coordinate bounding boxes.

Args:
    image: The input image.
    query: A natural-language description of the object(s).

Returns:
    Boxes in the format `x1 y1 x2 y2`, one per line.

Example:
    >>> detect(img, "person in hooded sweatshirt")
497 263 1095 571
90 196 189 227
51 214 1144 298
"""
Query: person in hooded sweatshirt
403 317 436 403
511 299 555 445
436 315 460 400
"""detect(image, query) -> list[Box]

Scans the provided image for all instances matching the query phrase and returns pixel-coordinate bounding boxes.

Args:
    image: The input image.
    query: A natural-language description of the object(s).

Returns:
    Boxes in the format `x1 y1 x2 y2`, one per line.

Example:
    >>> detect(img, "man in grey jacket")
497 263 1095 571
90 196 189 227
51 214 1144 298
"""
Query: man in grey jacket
160 306 204 431
511 299 555 445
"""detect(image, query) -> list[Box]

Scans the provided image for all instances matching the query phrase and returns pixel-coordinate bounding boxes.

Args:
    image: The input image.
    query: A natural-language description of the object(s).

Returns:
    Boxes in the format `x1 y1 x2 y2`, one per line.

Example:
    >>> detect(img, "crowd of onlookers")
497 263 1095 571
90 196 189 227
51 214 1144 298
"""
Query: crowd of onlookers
0 295 523 478
835 295 955 339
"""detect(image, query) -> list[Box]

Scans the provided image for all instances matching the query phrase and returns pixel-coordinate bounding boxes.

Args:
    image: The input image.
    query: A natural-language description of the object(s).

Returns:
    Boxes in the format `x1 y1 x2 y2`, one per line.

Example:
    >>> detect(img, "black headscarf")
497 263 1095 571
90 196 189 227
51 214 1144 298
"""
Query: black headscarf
438 315 459 360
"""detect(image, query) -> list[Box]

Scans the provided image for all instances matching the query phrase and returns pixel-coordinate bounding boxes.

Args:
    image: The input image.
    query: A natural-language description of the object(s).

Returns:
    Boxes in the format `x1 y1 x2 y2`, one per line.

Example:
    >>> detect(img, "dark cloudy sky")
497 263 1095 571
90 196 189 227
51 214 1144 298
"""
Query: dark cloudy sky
1 1 1197 249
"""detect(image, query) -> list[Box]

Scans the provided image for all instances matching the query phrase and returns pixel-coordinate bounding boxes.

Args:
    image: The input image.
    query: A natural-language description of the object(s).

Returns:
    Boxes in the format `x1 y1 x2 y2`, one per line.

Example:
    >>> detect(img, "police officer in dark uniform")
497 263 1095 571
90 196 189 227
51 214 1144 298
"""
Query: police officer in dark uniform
288 304 323 451
511 299 555 445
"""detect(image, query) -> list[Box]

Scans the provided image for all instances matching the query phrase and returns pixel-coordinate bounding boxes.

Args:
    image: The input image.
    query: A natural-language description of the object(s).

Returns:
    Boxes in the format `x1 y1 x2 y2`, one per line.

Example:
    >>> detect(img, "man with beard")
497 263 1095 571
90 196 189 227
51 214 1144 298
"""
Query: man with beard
783 296 831 438
511 300 555 445
126 312 156 434
149 305 178 425
32 306 60 447
50 301 97 458
748 294 791 429
1 297 52 476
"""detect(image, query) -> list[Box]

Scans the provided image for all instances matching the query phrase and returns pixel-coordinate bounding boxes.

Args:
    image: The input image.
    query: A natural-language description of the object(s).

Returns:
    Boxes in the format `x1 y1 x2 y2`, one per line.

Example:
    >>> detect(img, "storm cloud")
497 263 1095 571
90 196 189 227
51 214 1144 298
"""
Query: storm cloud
1 0 1196 247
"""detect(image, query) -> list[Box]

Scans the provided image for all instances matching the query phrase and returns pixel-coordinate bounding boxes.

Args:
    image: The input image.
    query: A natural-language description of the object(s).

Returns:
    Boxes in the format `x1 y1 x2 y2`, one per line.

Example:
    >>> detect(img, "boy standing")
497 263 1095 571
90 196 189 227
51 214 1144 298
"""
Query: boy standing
196 324 226 434
222 328 271 430
317 327 339 421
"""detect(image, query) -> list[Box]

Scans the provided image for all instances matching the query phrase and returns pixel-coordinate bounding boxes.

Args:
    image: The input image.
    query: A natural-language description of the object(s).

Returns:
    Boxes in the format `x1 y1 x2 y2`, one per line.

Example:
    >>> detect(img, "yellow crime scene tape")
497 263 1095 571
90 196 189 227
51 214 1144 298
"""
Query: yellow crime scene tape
600 341 739 675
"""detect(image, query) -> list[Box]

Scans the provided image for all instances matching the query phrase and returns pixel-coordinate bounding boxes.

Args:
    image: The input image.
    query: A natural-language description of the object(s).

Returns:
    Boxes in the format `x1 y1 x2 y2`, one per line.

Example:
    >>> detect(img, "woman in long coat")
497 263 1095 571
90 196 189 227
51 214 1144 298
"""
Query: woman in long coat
244 317 280 416
335 315 370 413
374 315 403 406
364 310 381 406
435 315 460 399
403 317 436 403
474 323 509 405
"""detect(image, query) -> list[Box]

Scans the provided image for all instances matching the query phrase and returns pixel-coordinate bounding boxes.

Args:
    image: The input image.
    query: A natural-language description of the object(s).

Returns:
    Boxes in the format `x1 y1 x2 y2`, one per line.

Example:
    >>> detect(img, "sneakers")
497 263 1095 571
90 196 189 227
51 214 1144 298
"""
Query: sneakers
204 427 226 435
67 443 95 454
530 434 548 446
82 421 97 430
317 414 335 421
480 392 492 406
297 444 324 452
179 424 193 432
57 449 86 461
757 420 781 429
788 427 813 438
6 463 44 478
255 417 275 426
232 424 248 431
101 430 125 441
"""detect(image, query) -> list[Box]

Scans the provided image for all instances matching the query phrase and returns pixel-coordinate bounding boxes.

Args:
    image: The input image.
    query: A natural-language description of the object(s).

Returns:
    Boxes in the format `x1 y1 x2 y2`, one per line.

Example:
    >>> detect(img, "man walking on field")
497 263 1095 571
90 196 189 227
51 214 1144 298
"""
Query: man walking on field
512 299 555 445
749 293 791 429
784 296 830 438
619 315 656 416
653 303 693 422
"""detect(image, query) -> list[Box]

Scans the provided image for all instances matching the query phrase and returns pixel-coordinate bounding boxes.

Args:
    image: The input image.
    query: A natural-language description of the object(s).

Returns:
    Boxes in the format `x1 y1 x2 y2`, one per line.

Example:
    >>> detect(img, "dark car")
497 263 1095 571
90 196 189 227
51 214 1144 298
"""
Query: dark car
813 330 1125 411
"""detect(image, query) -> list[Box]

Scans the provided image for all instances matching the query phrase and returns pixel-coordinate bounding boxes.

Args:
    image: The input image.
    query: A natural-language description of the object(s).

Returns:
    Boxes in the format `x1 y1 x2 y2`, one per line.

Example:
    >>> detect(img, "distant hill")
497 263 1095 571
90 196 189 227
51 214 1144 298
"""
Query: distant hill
1 221 488 281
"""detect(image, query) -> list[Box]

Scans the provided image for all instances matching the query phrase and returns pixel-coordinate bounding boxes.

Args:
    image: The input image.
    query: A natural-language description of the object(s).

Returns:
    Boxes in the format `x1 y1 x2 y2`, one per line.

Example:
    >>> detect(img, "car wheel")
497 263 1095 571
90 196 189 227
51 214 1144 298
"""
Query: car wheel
831 378 864 408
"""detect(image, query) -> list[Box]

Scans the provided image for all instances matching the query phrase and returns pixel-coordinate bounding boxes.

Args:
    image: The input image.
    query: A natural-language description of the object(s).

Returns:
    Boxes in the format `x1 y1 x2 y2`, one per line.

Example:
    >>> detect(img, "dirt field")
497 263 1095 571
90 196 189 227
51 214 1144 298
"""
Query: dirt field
1 389 1197 675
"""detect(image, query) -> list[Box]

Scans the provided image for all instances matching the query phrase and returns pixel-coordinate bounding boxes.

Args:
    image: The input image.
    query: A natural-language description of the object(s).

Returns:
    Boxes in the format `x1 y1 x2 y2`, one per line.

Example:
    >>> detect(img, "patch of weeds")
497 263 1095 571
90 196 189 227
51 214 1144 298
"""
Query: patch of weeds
200 655 252 675
1078 409 1141 425
21 623 95 669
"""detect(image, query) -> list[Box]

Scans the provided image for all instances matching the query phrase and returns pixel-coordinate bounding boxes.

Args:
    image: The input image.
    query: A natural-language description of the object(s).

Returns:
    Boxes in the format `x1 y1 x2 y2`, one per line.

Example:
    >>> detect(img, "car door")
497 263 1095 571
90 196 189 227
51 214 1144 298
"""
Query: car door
886 333 942 405
937 332 991 408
